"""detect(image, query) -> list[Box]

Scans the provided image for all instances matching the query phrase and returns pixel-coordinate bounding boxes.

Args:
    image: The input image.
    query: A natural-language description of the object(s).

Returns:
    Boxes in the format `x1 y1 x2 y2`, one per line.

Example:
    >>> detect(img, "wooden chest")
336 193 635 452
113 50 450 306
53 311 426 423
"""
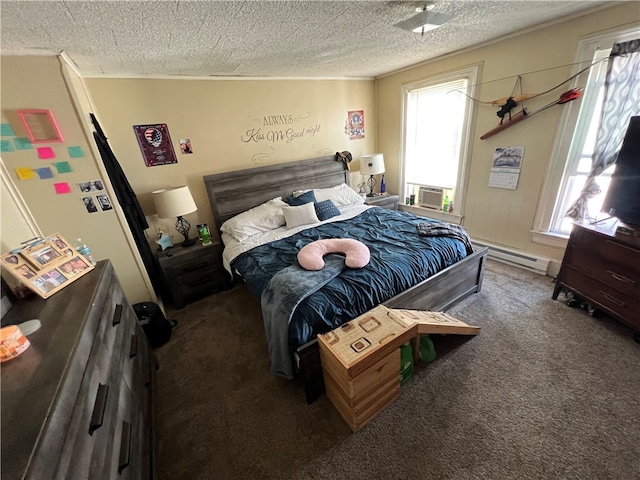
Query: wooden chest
318 306 411 431
319 306 480 431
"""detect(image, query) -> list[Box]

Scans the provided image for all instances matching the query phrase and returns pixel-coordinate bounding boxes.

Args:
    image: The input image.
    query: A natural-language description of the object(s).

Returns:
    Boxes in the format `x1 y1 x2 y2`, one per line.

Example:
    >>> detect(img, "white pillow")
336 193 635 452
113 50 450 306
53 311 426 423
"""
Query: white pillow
283 202 319 229
313 183 365 207
220 197 286 242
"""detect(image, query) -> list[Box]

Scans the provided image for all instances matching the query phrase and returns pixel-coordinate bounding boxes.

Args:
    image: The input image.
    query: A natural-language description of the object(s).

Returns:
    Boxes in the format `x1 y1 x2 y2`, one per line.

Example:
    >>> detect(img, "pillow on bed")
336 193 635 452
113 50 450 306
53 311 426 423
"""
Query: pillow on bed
313 183 365 207
314 199 341 221
284 190 316 206
220 197 286 242
298 238 370 271
283 202 319 229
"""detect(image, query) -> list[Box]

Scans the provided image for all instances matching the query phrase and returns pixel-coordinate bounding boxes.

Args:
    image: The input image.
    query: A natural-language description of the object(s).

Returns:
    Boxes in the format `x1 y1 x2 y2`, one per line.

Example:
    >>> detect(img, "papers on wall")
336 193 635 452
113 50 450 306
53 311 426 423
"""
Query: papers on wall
488 146 524 190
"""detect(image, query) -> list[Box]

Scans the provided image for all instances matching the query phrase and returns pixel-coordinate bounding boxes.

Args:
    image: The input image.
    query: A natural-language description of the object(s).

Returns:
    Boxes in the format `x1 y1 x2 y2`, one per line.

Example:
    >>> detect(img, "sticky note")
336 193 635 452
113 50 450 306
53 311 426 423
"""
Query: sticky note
14 137 33 150
54 182 72 194
68 146 85 158
53 161 72 174
0 124 15 136
16 168 36 180
37 147 55 159
0 140 14 152
35 167 54 179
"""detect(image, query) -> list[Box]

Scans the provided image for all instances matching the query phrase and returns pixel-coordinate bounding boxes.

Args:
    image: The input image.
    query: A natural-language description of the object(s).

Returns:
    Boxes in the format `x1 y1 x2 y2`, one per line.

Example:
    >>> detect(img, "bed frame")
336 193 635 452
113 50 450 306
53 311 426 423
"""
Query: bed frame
203 154 488 403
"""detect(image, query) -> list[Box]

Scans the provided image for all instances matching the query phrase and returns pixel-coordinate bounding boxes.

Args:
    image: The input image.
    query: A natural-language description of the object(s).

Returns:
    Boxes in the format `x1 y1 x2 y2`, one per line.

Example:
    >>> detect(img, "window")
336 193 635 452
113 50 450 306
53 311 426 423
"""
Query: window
400 66 478 213
534 27 640 239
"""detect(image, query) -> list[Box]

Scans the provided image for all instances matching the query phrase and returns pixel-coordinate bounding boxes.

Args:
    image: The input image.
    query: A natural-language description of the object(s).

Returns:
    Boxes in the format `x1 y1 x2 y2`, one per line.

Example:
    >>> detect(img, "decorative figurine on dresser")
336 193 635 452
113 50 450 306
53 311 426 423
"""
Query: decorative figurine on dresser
1 260 157 479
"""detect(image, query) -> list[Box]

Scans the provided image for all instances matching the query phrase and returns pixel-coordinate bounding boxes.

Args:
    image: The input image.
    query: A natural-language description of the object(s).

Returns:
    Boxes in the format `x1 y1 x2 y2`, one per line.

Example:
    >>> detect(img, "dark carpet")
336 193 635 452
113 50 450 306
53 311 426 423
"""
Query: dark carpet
155 260 640 480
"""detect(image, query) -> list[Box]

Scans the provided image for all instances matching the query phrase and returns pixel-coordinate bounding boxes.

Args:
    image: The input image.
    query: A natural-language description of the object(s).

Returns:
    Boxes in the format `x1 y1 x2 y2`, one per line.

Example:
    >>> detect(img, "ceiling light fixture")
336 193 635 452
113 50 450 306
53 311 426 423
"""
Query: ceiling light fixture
394 3 453 36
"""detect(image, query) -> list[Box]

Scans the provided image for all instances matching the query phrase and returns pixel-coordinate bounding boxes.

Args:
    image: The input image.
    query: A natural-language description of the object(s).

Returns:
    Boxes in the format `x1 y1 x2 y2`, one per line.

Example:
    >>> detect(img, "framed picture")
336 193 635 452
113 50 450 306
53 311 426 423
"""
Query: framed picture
1 233 94 299
17 109 64 143
133 123 178 167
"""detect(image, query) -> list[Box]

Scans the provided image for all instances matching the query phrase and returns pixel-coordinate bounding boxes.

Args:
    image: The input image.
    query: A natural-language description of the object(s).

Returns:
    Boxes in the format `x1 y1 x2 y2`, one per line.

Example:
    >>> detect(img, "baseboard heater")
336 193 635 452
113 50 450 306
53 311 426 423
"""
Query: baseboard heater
471 240 550 275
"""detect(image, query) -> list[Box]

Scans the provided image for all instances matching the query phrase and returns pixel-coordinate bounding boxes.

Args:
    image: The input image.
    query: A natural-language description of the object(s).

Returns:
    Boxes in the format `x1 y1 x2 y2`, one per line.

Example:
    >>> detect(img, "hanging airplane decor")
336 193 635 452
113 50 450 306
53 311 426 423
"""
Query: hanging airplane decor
480 89 583 140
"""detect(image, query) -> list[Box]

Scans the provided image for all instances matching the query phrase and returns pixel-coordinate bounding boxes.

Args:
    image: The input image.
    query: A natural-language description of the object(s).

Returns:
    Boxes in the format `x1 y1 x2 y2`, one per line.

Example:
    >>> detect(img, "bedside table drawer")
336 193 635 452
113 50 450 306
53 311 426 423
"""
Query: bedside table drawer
170 253 220 282
158 243 228 308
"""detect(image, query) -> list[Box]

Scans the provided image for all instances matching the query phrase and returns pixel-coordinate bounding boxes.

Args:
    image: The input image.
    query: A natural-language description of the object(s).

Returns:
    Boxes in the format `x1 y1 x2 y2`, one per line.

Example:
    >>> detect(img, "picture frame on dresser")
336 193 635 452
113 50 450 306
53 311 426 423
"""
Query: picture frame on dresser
1 234 94 299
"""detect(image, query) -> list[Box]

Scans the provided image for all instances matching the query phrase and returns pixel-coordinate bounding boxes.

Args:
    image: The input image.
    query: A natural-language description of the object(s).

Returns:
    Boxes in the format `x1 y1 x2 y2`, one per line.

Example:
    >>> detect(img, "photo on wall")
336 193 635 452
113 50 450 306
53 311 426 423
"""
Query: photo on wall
96 193 113 211
82 196 98 213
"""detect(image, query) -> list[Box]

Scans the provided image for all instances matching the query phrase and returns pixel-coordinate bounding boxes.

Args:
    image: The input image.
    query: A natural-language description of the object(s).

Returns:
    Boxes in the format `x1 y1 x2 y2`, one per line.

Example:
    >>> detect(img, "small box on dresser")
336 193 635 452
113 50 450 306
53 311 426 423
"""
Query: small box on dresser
553 221 640 333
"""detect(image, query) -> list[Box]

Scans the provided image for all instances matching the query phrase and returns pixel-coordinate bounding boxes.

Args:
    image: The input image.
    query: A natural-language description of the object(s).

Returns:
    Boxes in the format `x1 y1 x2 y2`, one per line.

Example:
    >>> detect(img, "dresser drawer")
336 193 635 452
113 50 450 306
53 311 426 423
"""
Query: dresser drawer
54 355 124 479
121 321 153 412
561 266 640 328
566 248 640 299
572 227 640 278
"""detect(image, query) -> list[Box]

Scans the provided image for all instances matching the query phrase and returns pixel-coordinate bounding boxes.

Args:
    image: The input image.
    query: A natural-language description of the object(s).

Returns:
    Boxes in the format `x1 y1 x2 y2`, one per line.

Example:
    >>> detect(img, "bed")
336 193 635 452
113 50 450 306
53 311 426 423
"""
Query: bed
204 154 488 403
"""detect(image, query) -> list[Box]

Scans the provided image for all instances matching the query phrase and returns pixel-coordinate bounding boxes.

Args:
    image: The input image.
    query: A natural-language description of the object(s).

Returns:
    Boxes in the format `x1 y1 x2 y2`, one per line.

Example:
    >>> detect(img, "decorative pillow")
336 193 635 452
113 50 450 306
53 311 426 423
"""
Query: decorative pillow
220 197 286 242
313 183 365 207
283 202 319 229
314 199 341 221
284 190 317 206
297 239 370 271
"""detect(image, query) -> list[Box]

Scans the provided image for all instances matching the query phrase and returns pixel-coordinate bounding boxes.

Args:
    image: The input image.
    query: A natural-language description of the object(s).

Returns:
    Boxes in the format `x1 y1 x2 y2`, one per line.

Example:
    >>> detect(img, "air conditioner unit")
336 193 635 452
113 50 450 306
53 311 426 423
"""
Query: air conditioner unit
418 186 447 210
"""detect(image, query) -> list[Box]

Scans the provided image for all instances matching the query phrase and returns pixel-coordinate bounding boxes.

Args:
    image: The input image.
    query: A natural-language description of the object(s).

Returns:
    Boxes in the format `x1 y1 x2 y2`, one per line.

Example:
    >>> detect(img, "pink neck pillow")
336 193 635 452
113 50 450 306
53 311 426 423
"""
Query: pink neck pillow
297 239 370 271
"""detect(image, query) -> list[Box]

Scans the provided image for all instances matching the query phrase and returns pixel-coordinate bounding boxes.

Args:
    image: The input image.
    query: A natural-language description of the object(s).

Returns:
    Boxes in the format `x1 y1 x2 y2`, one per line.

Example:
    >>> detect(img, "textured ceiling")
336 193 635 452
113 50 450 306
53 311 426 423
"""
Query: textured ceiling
0 1 611 78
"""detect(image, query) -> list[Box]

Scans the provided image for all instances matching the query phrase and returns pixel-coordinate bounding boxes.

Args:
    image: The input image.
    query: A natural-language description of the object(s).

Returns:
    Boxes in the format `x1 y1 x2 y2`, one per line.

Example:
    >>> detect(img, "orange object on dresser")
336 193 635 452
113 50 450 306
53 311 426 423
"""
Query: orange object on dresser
0 325 30 362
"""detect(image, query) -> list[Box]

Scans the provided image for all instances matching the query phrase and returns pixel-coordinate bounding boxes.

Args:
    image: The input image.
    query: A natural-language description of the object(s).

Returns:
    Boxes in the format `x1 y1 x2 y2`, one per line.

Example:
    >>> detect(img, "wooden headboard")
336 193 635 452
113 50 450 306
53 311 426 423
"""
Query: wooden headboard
203 154 350 231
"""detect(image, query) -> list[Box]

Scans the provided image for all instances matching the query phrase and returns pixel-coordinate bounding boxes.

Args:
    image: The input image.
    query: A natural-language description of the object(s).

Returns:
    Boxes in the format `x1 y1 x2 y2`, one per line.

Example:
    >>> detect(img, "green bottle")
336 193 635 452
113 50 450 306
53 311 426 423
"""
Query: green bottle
442 195 449 212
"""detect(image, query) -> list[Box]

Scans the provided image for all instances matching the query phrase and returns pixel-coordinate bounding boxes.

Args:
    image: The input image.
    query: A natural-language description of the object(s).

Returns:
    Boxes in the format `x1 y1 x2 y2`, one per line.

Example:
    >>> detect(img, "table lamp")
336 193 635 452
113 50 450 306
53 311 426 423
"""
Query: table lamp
360 153 385 197
152 186 198 247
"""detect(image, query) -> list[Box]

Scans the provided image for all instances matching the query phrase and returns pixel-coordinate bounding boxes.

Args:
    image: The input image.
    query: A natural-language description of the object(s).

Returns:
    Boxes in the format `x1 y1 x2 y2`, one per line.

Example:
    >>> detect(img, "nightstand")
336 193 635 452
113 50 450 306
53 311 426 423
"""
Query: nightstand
364 193 399 210
157 241 230 309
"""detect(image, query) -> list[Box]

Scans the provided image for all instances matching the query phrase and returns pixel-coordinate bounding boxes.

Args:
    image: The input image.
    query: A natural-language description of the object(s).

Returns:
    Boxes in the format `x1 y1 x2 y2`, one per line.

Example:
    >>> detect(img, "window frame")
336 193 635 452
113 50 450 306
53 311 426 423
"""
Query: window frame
532 26 640 246
398 65 479 214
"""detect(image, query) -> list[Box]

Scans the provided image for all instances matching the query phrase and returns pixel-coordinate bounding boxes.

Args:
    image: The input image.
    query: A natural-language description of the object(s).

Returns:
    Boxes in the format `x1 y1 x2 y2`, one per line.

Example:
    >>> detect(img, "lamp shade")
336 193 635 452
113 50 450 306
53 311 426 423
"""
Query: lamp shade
360 154 385 176
152 186 197 218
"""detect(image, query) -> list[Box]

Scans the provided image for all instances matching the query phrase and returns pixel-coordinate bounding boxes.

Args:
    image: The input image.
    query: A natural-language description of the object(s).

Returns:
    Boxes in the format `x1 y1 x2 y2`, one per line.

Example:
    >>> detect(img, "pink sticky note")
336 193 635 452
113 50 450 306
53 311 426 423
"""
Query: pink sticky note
54 182 71 194
37 147 55 159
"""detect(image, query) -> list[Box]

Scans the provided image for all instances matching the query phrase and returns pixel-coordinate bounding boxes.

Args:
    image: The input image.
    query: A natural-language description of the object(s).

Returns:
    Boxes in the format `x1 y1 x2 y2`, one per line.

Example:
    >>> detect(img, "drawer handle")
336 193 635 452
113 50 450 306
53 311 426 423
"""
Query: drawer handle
89 383 109 435
129 333 138 359
599 291 626 307
606 270 636 286
112 304 123 326
118 421 132 474
188 277 213 287
183 262 207 272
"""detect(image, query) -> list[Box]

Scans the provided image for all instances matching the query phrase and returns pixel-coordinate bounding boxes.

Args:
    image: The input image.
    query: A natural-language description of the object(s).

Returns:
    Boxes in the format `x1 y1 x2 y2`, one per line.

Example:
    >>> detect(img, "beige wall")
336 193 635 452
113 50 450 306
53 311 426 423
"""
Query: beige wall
377 3 639 262
0 56 154 303
84 77 376 240
1 3 637 302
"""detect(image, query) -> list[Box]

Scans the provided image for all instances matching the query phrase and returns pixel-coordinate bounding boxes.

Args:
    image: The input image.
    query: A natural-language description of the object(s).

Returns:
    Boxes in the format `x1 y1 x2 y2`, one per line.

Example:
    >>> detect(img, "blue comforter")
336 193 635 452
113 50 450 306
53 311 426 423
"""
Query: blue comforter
232 207 468 358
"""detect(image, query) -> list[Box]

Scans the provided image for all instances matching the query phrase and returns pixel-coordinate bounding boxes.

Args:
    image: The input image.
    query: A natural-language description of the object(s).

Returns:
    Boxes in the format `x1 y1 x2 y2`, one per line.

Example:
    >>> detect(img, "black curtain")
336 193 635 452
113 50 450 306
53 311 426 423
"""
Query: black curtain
90 114 165 295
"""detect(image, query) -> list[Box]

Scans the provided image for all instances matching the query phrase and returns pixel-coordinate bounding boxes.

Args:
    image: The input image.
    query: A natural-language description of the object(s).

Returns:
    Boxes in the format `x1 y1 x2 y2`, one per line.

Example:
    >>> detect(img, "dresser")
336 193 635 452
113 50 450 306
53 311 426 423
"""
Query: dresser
1 260 156 480
157 241 230 309
364 193 399 211
553 221 640 333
